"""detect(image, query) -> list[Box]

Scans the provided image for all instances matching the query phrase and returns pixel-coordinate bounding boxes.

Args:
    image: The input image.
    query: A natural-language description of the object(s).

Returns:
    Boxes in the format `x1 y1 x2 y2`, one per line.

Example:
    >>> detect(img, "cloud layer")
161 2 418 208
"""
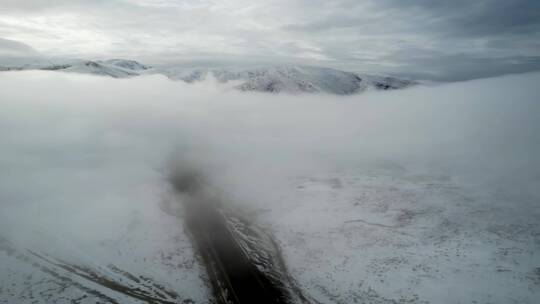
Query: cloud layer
0 0 539 80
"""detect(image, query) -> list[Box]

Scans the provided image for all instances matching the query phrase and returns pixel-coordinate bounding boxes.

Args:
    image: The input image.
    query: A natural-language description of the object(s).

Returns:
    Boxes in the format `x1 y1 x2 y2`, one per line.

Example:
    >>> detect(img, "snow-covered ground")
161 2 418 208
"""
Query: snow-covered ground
261 167 540 304
0 204 208 304
0 71 538 303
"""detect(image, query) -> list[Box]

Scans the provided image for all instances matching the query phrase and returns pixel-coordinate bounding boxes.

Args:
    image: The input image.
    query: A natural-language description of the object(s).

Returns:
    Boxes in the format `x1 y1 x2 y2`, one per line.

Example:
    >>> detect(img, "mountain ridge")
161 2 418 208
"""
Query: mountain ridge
0 58 415 94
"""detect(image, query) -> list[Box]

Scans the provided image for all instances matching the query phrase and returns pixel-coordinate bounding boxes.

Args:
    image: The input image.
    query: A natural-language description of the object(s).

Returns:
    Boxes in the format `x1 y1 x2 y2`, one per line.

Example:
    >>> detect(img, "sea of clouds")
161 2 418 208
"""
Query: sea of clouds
0 70 538 259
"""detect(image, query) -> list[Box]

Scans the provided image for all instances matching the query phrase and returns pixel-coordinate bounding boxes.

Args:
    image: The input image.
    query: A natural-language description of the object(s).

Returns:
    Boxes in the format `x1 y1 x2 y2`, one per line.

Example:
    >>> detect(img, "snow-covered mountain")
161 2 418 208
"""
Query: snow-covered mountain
0 58 149 78
103 59 150 71
161 65 414 94
0 58 414 94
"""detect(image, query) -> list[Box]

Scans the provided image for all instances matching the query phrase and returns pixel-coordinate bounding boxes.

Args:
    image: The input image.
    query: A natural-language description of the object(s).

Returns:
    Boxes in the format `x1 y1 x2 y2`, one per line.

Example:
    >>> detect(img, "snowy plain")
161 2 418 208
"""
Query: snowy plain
0 71 539 303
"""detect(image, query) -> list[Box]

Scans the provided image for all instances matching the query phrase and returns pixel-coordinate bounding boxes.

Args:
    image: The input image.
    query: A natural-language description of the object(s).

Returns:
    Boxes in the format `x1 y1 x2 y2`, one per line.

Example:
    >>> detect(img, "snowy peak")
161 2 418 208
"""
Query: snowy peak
103 59 151 71
63 60 140 78
54 59 151 78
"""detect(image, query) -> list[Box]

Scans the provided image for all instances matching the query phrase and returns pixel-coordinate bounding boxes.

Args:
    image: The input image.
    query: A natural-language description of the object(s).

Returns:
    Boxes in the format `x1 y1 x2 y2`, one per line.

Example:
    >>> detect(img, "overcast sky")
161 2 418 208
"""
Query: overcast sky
0 0 539 80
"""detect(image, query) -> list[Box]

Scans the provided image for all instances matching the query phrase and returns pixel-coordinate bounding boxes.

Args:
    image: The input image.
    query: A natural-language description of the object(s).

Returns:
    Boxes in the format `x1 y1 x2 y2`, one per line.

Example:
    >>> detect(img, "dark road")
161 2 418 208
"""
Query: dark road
170 170 309 304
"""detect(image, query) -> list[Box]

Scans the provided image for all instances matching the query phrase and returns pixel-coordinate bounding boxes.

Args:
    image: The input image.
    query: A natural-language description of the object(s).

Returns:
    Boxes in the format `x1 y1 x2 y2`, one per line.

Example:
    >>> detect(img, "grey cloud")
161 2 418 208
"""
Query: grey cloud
0 37 37 56
383 0 540 37
391 54 540 82
283 0 540 38
281 0 540 80
0 0 124 12
0 0 538 81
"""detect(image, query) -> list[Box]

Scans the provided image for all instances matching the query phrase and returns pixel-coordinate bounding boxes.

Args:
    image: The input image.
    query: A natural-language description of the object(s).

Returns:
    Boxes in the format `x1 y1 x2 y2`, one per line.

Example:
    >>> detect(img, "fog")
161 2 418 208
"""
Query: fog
1 71 539 269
